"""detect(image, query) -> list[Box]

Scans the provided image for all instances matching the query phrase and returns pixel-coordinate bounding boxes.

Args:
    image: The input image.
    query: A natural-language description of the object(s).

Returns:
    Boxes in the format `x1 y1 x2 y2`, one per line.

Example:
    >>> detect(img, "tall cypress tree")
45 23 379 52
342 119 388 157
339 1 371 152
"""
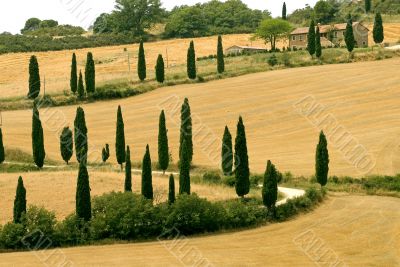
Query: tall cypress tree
282 2 287 20
316 131 329 187
187 41 197 79
115 105 126 170
217 35 225 74
138 40 147 82
28 55 41 99
102 144 110 163
60 126 73 165
179 140 191 195
155 54 165 83
125 146 132 192
179 98 193 163
221 126 233 176
70 53 78 94
13 176 26 224
85 52 95 93
307 19 316 57
76 162 91 221
168 174 175 205
77 70 85 99
345 16 355 53
234 116 250 198
32 102 45 168
365 0 371 13
0 128 5 164
141 145 153 200
262 160 278 213
158 110 169 174
373 12 384 45
316 26 322 59
74 107 88 164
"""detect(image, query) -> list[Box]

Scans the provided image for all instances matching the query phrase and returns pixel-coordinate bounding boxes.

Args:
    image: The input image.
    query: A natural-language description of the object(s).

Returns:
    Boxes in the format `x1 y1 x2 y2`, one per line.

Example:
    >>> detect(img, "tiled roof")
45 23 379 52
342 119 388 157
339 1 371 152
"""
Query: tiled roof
291 22 367 35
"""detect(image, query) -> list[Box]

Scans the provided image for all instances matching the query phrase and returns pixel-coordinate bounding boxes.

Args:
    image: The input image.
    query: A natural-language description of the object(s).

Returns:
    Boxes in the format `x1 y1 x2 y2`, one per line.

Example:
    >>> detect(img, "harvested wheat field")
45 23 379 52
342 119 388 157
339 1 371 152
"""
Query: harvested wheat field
3 58 400 177
0 171 236 224
0 194 398 266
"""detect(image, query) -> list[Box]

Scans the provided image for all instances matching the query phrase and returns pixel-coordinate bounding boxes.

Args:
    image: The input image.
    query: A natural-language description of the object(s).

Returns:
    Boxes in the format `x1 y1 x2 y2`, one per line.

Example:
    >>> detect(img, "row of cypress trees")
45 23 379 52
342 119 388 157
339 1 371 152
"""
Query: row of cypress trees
70 52 96 97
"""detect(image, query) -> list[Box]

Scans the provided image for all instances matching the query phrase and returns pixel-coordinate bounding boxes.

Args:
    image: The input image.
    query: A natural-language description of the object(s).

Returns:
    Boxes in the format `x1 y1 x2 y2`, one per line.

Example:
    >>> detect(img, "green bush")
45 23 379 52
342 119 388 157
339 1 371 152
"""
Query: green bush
0 223 26 249
223 199 266 228
54 214 90 246
268 54 278 66
203 171 222 183
222 176 236 187
250 174 263 187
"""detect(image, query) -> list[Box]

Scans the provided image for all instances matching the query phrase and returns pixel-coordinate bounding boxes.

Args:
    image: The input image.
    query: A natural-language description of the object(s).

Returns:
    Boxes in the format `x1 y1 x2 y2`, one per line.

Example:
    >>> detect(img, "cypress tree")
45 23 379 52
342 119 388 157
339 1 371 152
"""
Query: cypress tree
365 0 371 13
307 19 316 57
168 174 175 205
0 128 5 164
70 53 78 94
345 16 355 53
217 35 225 74
373 12 384 45
115 105 126 170
60 126 73 165
76 162 91 221
316 131 329 187
77 70 85 99
316 26 322 59
234 116 250 198
28 55 41 99
179 140 191 195
179 98 193 163
85 52 95 93
141 145 153 200
158 110 169 174
138 40 147 82
262 160 278 213
221 126 233 176
74 107 88 164
155 54 165 83
125 146 132 192
102 144 110 163
282 2 287 20
32 102 46 168
187 41 197 79
13 176 26 224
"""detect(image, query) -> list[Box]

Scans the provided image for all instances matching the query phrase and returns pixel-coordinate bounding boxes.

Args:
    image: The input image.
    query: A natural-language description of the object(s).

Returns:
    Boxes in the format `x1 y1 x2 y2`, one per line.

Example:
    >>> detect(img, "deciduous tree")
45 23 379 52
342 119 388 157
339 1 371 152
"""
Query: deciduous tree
255 19 292 51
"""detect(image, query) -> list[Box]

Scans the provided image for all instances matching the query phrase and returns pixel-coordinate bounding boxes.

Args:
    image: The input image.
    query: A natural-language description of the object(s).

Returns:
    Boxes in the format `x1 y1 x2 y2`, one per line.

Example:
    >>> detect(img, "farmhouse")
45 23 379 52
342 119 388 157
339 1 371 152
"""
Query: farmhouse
226 45 267 55
289 22 369 50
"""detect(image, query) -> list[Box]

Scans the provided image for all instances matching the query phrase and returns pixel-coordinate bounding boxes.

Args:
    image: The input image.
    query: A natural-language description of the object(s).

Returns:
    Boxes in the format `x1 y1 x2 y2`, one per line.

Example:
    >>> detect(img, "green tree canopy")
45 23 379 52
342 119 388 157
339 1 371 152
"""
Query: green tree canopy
21 18 41 33
255 19 292 51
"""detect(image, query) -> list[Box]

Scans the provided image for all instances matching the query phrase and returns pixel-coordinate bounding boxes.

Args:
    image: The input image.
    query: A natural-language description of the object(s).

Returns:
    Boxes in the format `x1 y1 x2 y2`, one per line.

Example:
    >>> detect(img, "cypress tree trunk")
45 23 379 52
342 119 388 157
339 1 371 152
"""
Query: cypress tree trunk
76 162 91 221
179 98 193 163
138 40 147 82
262 160 278 213
282 2 287 20
316 131 329 187
168 174 175 205
60 126 73 165
221 126 233 176
217 35 225 74
187 41 197 79
74 107 88 164
0 128 5 164
70 53 78 94
234 116 250 198
115 105 126 170
77 70 85 99
85 52 95 93
141 145 153 200
373 12 384 45
155 54 165 83
158 110 169 174
28 55 41 99
13 176 26 224
345 16 355 53
307 19 316 57
316 26 322 59
32 103 46 168
179 140 191 195
125 146 132 192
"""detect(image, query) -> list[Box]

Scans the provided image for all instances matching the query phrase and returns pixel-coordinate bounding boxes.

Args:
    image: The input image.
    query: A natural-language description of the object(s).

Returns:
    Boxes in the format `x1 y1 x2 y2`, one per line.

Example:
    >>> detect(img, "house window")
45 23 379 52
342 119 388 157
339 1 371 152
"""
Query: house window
299 35 303 41
292 35 296 41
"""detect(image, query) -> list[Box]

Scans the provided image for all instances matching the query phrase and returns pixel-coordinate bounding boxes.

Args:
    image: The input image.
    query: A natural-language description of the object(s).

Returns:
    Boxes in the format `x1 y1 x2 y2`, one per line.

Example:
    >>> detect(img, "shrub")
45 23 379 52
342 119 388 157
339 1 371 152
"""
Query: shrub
223 200 266 228
54 214 90 246
203 171 222 184
222 176 236 187
267 54 278 66
0 223 26 249
250 174 263 187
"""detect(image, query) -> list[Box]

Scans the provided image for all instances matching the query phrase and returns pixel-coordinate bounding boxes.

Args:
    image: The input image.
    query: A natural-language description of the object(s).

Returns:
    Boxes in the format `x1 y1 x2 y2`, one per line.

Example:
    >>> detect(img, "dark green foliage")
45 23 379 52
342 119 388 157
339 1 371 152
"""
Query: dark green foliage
102 144 110 163
316 131 329 187
203 171 222 184
187 41 197 79
158 110 169 173
155 54 165 83
234 116 250 198
262 160 278 212
74 107 88 164
138 40 147 82
13 176 26 224
316 26 322 59
32 103 45 168
141 145 153 200
307 19 316 57
217 35 225 74
77 70 85 98
282 2 287 20
85 52 95 93
221 126 233 176
28 55 41 99
179 140 191 195
365 0 371 13
267 54 278 66
345 16 355 53
0 222 26 249
125 146 132 192
60 127 73 164
168 174 175 205
0 128 5 164
373 12 384 45
179 98 193 163
76 162 91 221
115 105 126 168
70 53 78 94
